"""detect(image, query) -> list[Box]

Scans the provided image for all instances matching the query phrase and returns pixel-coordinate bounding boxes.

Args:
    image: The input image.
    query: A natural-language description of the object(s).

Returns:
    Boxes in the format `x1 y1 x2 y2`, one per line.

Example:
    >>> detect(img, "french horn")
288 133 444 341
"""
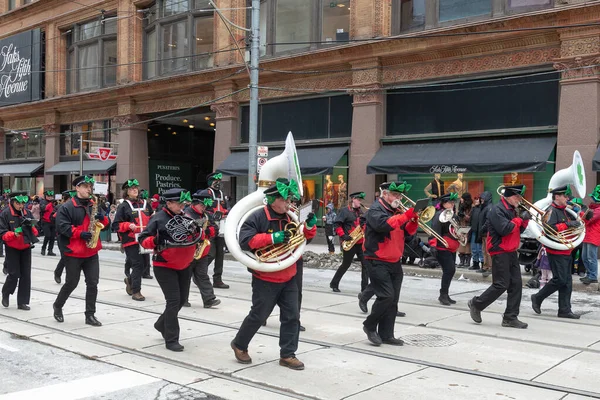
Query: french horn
224 133 306 272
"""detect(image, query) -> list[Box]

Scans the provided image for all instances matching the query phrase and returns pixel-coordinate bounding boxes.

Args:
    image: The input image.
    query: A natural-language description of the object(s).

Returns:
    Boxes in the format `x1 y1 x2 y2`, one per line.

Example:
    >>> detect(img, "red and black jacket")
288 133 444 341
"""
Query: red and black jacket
546 203 577 256
429 209 460 253
238 205 316 283
334 206 364 247
184 205 218 259
0 204 38 250
56 197 109 258
112 199 153 249
362 198 418 264
39 198 54 223
486 197 528 256
138 207 197 270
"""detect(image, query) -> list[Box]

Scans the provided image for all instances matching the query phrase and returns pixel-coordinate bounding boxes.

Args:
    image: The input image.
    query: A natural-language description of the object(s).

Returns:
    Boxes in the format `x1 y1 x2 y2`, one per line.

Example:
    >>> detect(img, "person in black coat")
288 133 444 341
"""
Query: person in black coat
477 191 493 275
39 190 57 256
469 196 483 271
53 190 76 284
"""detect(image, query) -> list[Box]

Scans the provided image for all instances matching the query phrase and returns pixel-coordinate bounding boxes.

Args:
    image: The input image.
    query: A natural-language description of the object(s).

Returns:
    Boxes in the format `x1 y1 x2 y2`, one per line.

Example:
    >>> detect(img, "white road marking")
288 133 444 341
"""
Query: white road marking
0 342 18 352
0 369 160 400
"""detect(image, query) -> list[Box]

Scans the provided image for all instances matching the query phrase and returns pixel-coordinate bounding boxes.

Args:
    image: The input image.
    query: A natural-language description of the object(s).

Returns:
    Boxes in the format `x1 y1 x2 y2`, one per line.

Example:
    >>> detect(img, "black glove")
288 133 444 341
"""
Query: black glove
341 234 353 242
519 210 531 221
584 209 594 221
429 246 437 258
566 220 580 228
95 212 104 221
80 231 92 241
282 230 292 244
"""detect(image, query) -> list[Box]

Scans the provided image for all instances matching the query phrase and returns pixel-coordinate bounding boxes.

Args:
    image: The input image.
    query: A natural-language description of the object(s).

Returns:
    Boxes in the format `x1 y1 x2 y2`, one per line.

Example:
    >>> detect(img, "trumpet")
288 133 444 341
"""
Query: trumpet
255 221 305 262
396 194 448 248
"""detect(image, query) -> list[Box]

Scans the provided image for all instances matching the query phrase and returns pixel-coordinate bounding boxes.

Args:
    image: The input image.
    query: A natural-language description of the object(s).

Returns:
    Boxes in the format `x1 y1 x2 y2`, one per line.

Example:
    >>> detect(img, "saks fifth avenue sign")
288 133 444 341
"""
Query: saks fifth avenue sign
429 165 467 174
0 29 42 107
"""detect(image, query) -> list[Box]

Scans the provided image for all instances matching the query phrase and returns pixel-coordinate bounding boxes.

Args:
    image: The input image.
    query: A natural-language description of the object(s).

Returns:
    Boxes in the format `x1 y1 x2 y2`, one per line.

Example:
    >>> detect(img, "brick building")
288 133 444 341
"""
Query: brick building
0 0 599 216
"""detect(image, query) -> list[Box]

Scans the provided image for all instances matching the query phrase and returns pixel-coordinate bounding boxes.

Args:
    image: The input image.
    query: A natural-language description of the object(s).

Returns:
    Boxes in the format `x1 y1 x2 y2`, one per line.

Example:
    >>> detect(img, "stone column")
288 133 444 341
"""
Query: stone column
0 119 5 162
211 89 239 197
42 123 61 190
113 115 149 190
117 0 143 83
554 32 600 192
213 0 246 66
350 0 391 39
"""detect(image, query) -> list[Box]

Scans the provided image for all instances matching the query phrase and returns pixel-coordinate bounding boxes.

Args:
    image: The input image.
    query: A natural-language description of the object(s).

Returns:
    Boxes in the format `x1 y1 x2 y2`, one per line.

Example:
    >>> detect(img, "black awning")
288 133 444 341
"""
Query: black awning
46 160 117 175
593 146 600 171
217 146 348 176
0 162 44 177
367 136 556 174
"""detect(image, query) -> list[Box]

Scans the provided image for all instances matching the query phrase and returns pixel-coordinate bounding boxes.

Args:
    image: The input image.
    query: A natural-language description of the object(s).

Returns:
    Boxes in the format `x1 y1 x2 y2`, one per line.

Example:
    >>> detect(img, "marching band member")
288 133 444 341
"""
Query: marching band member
113 179 152 301
40 189 57 256
429 193 460 306
362 182 418 346
1 192 38 310
139 189 153 280
231 178 316 370
329 192 368 293
139 188 200 352
206 172 229 289
53 175 109 326
468 184 529 329
53 190 76 284
183 189 221 308
531 186 581 319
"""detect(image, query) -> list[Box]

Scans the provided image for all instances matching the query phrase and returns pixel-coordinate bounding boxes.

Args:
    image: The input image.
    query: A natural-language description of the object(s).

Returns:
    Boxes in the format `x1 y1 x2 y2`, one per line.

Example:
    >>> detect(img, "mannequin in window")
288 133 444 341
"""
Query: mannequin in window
424 173 444 204
324 175 335 207
336 174 347 210
510 172 520 185
447 173 465 197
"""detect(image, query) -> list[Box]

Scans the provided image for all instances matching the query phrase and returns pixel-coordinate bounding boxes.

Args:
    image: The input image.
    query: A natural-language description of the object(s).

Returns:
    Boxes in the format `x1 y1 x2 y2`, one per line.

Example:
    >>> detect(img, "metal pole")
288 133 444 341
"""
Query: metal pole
79 137 83 176
248 0 260 192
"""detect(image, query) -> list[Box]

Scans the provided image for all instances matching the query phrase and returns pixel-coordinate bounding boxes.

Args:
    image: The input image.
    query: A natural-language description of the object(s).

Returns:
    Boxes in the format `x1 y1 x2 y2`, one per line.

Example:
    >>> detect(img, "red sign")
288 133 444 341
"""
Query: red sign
87 147 117 161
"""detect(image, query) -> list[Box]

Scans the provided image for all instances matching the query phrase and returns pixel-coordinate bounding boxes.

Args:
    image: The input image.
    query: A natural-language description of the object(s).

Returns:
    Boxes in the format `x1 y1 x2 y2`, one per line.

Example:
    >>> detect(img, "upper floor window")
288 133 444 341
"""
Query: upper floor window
144 0 214 79
66 17 117 93
60 121 115 156
439 0 492 23
254 0 350 57
8 0 15 10
5 129 45 160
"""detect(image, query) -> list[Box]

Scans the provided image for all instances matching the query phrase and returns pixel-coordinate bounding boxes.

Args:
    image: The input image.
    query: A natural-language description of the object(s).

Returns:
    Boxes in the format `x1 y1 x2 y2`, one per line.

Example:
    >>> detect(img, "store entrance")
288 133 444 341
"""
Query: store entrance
147 108 215 195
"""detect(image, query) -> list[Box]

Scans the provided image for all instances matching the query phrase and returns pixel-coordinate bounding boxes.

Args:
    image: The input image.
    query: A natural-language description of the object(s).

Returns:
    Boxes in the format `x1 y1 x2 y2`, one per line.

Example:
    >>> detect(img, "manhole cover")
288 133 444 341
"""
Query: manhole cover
400 334 457 347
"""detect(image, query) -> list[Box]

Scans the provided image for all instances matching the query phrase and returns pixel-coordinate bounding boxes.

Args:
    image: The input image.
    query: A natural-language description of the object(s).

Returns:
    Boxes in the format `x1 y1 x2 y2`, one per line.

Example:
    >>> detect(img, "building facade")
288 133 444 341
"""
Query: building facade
0 0 599 219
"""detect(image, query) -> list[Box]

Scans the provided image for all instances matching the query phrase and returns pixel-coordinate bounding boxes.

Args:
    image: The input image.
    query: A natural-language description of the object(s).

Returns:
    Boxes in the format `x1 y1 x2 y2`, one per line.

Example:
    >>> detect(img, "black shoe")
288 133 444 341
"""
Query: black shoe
182 301 191 307
580 277 598 285
482 270 492 278
53 305 64 323
85 315 102 327
166 342 184 352
299 325 306 332
47 251 57 256
531 293 542 315
382 337 404 346
142 274 153 279
438 293 451 306
502 318 528 329
54 274 61 284
332 287 341 293
448 296 457 305
363 326 382 346
468 298 482 323
358 293 368 313
41 249 46 256
261 320 267 326
203 298 221 308
213 281 230 289
2 295 8 308
396 311 406 317
17 304 30 311
558 312 580 319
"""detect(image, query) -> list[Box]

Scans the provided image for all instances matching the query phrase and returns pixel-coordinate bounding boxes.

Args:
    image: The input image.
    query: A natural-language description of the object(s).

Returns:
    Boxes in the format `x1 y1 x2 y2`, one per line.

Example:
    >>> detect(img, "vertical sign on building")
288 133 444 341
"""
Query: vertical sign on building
257 145 268 173
0 29 42 106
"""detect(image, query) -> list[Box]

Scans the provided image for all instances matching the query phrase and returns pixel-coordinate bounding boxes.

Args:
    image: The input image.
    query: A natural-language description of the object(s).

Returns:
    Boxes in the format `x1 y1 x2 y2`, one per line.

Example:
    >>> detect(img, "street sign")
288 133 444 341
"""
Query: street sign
257 146 268 157
87 147 117 161
257 157 267 173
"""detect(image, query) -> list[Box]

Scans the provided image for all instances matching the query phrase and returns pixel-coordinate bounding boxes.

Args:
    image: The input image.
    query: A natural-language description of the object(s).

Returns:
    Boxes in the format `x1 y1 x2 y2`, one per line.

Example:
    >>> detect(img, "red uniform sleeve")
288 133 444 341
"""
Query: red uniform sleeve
32 227 38 236
388 213 409 229
248 233 273 250
304 224 317 240
118 222 132 233
206 226 217 239
511 218 523 229
428 238 437 247
2 231 16 242
335 226 345 237
141 236 156 249
101 216 109 227
405 220 418 236
72 226 83 239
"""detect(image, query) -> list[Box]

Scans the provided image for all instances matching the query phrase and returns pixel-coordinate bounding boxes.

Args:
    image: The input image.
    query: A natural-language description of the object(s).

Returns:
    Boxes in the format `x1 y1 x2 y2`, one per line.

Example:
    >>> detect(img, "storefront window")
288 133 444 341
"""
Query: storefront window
66 17 117 93
5 129 45 160
439 0 492 22
322 0 350 43
60 120 114 156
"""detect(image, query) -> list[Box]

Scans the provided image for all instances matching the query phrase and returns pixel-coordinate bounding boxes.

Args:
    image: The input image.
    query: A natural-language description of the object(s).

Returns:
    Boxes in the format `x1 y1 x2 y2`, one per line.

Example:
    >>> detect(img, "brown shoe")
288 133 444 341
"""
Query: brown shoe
231 340 252 364
132 292 145 301
279 356 304 370
124 277 133 295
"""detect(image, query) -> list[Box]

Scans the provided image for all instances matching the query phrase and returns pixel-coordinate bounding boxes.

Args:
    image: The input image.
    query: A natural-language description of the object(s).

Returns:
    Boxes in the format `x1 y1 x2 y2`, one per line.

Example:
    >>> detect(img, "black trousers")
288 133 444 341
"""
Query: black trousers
187 256 217 303
472 252 522 321
54 255 100 316
363 259 403 340
41 221 55 252
124 245 145 294
0 239 4 257
324 224 335 253
154 265 192 345
536 253 573 314
436 250 456 294
330 244 369 291
234 275 299 358
54 249 66 277
207 236 225 282
143 254 151 276
297 258 303 313
2 246 32 305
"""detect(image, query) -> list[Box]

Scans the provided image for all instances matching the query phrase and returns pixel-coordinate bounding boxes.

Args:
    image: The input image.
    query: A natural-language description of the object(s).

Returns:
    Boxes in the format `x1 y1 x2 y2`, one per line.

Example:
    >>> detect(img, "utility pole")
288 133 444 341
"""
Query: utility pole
247 0 260 192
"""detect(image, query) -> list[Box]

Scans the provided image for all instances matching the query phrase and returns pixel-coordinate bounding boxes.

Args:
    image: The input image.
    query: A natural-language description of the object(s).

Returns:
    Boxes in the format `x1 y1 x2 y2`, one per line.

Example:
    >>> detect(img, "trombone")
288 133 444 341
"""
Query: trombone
398 193 448 248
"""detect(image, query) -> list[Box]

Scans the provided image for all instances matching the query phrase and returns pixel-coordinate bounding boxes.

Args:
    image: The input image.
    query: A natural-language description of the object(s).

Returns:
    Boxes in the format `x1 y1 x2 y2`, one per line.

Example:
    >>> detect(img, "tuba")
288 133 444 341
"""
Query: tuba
224 132 306 272
439 209 470 246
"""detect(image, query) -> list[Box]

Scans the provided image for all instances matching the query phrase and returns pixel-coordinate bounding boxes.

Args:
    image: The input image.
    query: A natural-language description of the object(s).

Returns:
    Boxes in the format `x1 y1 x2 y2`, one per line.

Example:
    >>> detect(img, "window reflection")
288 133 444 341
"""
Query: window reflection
322 0 350 43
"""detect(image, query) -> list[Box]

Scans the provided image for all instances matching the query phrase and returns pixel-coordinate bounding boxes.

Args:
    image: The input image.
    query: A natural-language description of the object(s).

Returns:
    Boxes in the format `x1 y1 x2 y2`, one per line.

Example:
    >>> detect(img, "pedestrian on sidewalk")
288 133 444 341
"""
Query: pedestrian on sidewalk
429 193 460 306
580 186 600 285
531 185 581 319
139 188 199 352
53 175 109 327
536 246 551 287
476 191 493 277
53 190 75 284
231 178 316 370
469 196 484 271
468 184 529 329
323 203 336 254
362 181 418 346
1 192 38 310
456 192 473 268
330 192 369 293
40 190 57 257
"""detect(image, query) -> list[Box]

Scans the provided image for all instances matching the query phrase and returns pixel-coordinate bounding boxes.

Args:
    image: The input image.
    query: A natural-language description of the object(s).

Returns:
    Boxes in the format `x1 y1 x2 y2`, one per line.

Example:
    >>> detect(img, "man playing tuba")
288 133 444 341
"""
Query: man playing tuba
230 178 316 371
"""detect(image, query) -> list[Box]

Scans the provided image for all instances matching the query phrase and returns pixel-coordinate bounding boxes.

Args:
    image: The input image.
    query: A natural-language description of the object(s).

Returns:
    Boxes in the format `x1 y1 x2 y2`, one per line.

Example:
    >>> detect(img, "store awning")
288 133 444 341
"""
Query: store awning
217 146 348 176
46 160 117 175
367 136 556 174
0 162 44 177
592 146 600 171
